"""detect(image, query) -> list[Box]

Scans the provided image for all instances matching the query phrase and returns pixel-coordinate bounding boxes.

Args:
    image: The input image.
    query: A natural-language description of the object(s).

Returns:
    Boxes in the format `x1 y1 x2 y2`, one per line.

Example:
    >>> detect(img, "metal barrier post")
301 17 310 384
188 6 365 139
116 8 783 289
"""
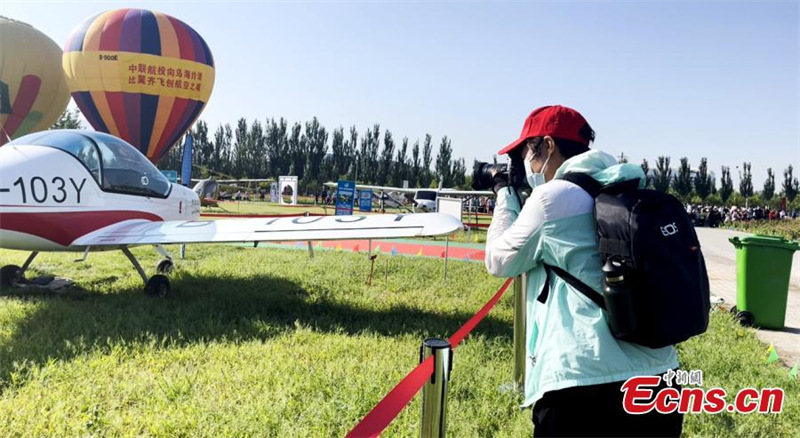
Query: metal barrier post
513 274 527 389
419 338 452 438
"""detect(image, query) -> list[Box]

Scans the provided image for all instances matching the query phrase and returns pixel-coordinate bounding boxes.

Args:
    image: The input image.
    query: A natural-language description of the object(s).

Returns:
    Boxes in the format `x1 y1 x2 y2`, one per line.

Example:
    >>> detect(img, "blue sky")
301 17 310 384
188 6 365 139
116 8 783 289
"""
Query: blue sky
2 1 798 187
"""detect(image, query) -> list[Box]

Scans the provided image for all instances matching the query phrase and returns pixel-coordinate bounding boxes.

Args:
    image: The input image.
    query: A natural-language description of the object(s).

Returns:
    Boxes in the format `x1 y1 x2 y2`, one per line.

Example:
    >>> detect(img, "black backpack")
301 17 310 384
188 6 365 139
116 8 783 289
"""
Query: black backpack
538 172 710 349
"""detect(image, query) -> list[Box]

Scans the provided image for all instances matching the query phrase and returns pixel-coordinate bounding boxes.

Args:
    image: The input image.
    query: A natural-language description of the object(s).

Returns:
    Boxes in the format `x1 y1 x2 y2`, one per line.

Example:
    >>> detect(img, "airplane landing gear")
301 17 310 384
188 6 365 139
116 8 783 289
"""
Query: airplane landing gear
0 252 39 289
156 259 174 274
154 245 175 274
0 265 23 289
145 275 170 298
121 247 171 298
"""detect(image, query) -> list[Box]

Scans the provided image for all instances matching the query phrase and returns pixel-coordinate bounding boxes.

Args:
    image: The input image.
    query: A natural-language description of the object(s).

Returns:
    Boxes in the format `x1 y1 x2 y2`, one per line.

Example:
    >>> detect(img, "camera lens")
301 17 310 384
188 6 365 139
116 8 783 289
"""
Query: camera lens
472 162 507 191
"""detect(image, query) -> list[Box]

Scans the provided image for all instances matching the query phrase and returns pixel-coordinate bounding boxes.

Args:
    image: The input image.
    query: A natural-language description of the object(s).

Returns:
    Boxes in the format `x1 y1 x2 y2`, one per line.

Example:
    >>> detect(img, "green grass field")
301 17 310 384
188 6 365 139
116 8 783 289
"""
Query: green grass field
0 245 797 437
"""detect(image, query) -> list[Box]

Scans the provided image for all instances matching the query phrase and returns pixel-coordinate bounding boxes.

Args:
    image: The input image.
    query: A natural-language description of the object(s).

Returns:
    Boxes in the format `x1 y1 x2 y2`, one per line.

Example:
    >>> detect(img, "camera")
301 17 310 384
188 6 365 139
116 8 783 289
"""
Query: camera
472 153 530 191
472 162 506 191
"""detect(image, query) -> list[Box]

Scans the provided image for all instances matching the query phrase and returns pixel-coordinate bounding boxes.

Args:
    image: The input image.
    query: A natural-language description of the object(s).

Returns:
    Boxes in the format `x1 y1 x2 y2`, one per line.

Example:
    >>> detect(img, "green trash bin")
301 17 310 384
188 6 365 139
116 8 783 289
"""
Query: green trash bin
729 235 799 329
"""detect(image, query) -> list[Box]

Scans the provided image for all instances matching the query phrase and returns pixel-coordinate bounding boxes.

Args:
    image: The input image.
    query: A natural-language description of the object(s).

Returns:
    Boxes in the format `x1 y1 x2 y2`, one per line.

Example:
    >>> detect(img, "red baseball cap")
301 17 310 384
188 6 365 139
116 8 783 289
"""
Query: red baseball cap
498 105 590 155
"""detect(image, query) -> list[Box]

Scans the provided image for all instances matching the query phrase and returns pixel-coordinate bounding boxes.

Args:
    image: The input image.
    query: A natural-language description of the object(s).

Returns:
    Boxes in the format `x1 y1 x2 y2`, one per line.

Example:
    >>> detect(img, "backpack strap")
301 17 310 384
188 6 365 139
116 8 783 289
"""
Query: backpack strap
560 172 603 198
536 266 552 304
538 263 607 310
537 172 608 309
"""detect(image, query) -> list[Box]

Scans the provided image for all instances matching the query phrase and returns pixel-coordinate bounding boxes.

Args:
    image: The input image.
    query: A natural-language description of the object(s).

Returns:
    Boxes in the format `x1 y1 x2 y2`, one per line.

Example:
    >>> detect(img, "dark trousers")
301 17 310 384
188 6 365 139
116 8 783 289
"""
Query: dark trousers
532 373 683 437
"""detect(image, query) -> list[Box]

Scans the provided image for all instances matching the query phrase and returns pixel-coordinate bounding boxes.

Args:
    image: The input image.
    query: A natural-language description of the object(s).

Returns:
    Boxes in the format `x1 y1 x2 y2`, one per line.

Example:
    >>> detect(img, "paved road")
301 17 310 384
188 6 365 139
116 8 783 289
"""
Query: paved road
696 227 800 366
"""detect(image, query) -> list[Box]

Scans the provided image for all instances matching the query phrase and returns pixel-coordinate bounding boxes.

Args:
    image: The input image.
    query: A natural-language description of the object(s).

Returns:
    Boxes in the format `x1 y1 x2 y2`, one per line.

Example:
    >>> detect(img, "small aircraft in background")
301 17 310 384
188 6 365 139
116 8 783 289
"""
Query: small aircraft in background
323 182 494 213
0 130 462 297
190 175 273 206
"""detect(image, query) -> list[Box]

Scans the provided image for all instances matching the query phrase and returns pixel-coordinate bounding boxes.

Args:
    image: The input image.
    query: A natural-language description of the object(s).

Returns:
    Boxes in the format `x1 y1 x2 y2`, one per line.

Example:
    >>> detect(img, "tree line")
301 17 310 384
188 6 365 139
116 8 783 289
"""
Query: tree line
639 155 799 208
47 109 800 207
158 117 469 190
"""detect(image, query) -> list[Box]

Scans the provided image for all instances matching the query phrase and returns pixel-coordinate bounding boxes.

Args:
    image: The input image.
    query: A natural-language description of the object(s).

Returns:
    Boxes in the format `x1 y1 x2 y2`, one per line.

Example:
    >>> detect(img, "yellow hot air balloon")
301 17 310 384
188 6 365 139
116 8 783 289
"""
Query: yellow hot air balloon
63 9 215 164
0 16 70 145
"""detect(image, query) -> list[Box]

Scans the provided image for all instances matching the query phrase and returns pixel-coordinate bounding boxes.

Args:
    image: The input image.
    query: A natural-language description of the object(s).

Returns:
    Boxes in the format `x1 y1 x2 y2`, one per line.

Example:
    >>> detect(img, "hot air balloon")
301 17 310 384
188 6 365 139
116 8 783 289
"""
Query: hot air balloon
0 16 71 145
63 9 215 163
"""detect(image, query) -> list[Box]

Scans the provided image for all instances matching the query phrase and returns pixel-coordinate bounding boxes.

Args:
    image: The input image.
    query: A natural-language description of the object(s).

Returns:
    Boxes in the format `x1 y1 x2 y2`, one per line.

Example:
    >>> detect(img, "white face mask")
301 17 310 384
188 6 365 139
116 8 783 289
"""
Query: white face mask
525 152 550 189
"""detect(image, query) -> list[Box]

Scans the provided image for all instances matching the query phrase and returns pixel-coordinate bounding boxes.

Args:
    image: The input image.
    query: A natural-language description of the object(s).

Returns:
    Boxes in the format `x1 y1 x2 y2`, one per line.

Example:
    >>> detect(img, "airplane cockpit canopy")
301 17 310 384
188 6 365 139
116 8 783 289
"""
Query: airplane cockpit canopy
9 130 171 198
416 190 437 201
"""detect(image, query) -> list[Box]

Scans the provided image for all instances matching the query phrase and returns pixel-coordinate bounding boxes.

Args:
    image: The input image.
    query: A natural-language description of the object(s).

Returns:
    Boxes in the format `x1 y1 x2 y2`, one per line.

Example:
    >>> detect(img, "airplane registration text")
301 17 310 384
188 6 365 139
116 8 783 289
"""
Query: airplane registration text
8 177 87 204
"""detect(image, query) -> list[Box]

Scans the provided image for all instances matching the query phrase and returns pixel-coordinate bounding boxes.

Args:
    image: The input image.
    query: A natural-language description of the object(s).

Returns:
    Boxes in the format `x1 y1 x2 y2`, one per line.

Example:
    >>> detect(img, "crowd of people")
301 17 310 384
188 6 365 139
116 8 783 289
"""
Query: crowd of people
686 204 797 228
315 189 336 205
467 196 495 214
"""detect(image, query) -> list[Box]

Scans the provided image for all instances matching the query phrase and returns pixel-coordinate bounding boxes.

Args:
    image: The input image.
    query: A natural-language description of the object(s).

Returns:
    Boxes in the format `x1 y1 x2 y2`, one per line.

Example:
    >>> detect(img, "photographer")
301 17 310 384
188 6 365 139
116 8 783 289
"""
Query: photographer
484 106 682 437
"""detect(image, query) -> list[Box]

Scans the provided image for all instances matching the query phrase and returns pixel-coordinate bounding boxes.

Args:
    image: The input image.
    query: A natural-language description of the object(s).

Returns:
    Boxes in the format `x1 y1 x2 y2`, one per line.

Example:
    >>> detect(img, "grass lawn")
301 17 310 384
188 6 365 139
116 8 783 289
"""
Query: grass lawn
0 245 797 437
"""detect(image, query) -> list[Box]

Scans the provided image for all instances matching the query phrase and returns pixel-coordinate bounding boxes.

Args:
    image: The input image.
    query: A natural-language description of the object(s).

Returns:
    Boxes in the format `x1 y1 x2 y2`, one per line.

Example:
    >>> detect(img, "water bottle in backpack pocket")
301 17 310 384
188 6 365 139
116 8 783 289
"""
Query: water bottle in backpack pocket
601 258 638 339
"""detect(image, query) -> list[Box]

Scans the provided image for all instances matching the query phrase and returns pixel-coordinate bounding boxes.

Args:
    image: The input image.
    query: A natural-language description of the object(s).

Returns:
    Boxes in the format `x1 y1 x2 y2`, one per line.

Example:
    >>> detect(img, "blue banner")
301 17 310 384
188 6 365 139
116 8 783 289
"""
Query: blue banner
335 180 356 216
358 189 373 212
161 170 178 183
180 133 193 186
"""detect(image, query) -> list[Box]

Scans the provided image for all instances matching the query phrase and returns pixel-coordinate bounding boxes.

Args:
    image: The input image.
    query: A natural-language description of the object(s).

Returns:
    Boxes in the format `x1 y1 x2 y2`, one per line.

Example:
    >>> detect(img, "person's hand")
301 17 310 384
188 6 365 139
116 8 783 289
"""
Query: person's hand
491 169 508 194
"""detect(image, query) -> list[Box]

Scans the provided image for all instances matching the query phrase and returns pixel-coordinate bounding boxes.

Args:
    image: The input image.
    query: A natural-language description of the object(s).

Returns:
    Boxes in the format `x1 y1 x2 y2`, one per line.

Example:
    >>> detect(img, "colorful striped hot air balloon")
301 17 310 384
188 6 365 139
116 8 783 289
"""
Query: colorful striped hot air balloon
0 16 70 145
63 9 215 163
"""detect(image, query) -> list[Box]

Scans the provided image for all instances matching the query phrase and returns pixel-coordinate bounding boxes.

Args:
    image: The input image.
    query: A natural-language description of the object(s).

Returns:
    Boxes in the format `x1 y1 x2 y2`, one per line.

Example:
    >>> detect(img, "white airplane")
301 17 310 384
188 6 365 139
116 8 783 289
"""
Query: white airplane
0 130 462 297
323 182 493 213
190 177 272 205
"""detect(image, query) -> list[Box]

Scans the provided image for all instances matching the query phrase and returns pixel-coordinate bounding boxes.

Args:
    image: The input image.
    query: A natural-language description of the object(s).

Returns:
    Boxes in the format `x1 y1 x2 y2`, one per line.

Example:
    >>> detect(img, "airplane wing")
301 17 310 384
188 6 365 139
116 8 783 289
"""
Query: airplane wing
323 182 418 194
71 213 462 247
439 189 495 197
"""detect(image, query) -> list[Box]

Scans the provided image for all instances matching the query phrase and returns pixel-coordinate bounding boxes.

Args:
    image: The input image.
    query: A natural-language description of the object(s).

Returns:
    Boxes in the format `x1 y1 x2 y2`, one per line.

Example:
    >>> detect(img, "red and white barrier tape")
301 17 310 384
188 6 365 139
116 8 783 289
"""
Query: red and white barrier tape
464 223 490 229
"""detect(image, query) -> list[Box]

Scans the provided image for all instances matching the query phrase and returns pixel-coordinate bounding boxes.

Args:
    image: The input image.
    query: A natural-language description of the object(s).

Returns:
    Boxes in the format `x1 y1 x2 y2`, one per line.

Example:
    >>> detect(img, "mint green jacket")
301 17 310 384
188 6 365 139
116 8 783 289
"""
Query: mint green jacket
485 150 678 407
